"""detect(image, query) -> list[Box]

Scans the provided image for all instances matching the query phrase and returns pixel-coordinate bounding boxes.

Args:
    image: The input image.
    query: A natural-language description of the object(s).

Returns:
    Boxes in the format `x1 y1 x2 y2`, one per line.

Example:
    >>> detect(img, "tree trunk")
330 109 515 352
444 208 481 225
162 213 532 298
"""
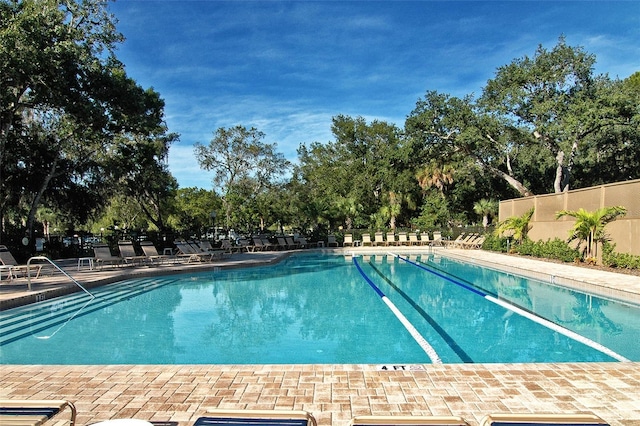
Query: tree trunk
484 164 534 197
26 157 59 246
554 151 564 193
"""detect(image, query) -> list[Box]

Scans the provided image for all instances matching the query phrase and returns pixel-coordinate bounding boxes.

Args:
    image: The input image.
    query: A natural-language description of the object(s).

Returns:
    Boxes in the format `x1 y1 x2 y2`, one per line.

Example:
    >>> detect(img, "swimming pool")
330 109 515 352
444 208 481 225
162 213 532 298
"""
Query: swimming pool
1 252 638 364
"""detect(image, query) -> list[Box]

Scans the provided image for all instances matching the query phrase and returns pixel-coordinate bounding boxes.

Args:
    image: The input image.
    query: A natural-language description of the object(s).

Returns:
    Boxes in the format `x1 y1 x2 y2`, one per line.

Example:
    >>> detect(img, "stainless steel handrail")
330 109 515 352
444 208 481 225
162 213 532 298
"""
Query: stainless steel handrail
26 256 95 298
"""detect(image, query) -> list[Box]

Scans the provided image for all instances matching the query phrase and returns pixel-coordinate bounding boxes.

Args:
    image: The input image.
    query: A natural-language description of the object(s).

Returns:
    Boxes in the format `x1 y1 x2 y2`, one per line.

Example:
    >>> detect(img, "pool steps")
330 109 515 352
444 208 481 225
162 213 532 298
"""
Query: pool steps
0 277 179 346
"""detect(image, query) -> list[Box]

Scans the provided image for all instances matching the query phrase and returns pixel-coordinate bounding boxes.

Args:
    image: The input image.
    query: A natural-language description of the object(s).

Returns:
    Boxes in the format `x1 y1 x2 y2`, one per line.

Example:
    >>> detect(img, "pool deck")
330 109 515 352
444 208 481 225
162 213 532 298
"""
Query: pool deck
1 248 640 426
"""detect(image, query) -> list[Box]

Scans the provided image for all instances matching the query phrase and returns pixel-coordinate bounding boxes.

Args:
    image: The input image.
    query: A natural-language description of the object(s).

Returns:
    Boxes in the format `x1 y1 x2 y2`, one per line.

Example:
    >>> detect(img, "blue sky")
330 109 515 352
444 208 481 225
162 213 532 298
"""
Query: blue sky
108 1 640 189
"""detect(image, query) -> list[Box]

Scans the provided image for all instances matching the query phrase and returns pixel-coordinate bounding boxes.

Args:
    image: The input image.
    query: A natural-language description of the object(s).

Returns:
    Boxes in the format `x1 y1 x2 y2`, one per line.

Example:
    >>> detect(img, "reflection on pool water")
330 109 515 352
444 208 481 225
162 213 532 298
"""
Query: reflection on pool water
1 252 638 364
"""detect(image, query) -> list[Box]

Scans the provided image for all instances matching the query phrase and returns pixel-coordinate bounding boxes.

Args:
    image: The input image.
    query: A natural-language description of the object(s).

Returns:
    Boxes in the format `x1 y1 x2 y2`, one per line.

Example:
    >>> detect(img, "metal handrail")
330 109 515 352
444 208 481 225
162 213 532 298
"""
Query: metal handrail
27 256 95 298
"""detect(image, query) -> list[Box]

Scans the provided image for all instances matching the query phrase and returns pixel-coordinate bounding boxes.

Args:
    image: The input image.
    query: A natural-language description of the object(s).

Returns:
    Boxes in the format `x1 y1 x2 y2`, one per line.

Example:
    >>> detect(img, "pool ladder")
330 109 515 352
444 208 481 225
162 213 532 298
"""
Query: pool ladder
26 256 95 298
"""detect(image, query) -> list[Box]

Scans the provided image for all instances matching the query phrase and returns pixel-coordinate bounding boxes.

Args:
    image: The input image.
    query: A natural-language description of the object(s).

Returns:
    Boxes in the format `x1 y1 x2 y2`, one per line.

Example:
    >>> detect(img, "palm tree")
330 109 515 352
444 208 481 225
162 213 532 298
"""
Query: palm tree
555 206 627 260
473 199 498 230
495 207 534 244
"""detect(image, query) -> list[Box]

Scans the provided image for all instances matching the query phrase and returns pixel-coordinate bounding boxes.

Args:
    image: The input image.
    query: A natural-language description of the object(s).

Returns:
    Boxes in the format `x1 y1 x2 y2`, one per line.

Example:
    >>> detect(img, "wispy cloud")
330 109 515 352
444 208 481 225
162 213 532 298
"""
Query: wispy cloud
110 0 639 188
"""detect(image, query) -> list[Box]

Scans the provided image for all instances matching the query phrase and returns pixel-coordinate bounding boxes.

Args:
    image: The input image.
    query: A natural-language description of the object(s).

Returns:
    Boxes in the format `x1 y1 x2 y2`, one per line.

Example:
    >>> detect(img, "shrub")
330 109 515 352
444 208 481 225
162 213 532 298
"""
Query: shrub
515 238 581 263
603 242 640 269
482 234 508 252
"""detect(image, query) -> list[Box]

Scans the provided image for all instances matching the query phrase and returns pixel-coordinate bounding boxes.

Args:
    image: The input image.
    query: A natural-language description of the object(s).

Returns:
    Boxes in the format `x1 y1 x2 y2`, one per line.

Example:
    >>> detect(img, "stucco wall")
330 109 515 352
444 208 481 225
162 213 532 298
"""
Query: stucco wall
499 179 640 255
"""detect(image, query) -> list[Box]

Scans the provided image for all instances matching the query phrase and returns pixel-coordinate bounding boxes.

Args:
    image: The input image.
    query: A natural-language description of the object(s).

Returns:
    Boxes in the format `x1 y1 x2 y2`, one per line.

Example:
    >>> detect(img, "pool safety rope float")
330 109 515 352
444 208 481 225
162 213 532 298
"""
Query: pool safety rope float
352 255 442 364
390 252 631 363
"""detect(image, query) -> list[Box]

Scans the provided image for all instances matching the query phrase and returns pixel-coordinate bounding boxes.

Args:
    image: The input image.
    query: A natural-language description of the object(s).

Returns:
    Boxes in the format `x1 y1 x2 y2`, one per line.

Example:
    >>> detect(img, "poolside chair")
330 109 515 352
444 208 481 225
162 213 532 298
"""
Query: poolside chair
0 245 43 280
236 239 252 252
418 232 430 245
140 241 175 265
445 233 466 248
361 233 372 246
373 232 385 246
351 415 470 426
408 232 420 246
327 235 339 247
117 241 147 266
397 232 408 246
462 234 485 249
0 399 77 426
250 238 265 251
261 238 276 251
286 237 300 249
296 236 316 248
93 244 123 269
343 233 354 247
202 240 228 257
386 232 397 246
217 239 235 254
174 240 213 262
479 413 609 426
431 231 443 246
195 409 317 426
277 237 290 250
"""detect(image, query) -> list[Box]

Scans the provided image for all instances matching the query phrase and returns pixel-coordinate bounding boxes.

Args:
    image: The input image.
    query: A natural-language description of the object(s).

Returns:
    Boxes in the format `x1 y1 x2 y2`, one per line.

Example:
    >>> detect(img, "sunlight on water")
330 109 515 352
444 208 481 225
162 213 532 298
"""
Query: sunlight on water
1 253 638 364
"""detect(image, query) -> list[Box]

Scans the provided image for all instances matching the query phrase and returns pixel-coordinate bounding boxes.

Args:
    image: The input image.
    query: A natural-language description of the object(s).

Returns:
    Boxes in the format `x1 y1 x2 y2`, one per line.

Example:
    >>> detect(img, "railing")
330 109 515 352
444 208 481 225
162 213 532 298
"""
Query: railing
26 256 95 298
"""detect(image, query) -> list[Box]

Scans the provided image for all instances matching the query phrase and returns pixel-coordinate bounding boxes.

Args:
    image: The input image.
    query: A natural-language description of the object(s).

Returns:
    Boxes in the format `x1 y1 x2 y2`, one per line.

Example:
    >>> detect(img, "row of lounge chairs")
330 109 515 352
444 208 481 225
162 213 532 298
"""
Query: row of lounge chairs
343 232 444 247
341 232 486 249
249 236 318 251
444 233 486 249
0 400 610 426
93 240 231 269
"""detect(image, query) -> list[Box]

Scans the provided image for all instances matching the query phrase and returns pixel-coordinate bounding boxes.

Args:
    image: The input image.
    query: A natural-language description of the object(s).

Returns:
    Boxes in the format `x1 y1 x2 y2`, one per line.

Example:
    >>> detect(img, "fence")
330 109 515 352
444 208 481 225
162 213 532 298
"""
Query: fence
499 179 640 256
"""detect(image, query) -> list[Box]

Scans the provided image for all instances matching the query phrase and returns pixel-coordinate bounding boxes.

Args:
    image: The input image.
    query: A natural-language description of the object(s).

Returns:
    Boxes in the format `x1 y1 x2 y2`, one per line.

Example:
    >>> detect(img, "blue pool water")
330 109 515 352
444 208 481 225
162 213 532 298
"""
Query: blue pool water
1 252 638 364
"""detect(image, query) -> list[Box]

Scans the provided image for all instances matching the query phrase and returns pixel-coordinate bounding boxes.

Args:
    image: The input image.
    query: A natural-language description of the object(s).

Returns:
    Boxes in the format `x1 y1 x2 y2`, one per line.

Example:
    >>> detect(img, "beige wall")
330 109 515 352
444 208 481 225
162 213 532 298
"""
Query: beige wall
499 179 640 255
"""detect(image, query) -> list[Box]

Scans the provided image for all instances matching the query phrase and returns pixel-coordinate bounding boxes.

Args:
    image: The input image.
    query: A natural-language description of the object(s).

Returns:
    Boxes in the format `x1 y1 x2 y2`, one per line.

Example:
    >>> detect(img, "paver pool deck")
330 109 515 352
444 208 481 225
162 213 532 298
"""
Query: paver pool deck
1 248 639 426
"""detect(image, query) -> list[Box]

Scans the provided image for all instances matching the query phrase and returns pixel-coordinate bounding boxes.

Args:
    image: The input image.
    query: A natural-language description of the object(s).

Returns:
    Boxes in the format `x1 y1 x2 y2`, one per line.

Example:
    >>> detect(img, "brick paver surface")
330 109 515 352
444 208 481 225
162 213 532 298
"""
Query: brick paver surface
2 363 639 426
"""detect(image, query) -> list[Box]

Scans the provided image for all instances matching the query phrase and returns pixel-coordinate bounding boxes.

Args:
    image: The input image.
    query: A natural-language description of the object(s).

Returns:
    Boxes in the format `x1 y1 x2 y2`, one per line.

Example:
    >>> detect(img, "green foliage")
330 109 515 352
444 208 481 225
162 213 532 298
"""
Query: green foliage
495 207 534 243
411 192 456 230
516 238 582 263
481 233 508 252
0 0 174 246
473 198 498 229
602 242 640 269
556 206 627 258
194 125 290 229
168 188 221 234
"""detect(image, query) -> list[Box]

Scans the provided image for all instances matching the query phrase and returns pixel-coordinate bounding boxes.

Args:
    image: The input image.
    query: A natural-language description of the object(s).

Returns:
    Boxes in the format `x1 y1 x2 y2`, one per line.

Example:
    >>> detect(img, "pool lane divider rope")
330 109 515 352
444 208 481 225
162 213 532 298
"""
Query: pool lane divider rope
367 261 474 363
352 256 442 364
390 252 631 363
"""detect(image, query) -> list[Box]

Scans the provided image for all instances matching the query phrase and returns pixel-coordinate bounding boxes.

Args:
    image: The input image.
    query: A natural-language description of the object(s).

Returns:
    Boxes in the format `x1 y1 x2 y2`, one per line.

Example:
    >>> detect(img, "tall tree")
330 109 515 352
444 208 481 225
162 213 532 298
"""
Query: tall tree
405 91 533 197
481 37 621 193
194 125 290 229
1 0 171 245
473 199 498 230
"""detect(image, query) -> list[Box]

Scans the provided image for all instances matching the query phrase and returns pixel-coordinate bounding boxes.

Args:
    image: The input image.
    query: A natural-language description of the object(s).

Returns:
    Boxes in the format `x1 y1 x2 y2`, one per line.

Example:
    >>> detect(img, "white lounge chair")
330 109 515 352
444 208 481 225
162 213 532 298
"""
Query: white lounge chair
386 232 397 246
343 234 354 247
